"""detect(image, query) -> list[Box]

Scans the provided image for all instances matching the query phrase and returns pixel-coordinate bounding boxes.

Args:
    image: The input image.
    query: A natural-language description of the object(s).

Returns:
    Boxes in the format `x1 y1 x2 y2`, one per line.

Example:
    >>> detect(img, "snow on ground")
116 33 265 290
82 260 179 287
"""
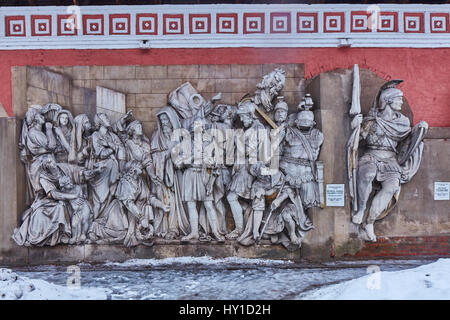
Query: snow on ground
104 256 294 267
0 268 109 300
300 258 450 300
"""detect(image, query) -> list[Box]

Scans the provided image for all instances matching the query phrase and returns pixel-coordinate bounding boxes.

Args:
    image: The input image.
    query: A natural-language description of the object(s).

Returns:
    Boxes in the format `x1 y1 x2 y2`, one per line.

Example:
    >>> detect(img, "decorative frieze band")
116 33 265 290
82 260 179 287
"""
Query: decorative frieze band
1 4 449 49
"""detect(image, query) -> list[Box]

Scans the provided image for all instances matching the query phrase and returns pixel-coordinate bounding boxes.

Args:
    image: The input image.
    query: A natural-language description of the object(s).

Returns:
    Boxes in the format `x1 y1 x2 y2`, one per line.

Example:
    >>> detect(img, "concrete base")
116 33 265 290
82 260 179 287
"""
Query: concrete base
1 240 301 267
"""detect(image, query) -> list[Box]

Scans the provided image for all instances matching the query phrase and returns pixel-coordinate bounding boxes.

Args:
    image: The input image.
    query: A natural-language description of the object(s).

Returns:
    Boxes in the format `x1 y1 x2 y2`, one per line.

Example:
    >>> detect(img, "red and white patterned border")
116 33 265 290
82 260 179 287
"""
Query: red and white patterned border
0 4 449 49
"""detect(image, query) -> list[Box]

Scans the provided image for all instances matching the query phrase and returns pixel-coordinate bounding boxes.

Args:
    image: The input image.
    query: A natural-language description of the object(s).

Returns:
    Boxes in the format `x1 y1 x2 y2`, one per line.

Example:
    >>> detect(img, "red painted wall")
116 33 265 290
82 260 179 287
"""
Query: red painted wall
0 47 449 127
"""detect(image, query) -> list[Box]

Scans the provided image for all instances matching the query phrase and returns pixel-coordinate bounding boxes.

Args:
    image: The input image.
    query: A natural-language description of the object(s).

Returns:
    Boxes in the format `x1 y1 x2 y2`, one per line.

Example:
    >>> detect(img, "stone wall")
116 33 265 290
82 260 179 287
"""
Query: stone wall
41 64 305 137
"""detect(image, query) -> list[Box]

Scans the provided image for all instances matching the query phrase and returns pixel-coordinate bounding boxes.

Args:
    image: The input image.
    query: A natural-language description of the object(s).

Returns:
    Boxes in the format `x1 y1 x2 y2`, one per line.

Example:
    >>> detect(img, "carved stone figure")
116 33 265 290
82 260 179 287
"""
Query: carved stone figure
150 107 190 239
280 102 323 211
253 68 286 113
58 176 93 244
348 65 428 242
19 106 57 200
68 114 92 166
177 93 225 242
116 160 167 247
226 99 267 240
13 156 98 246
89 113 126 219
54 109 74 163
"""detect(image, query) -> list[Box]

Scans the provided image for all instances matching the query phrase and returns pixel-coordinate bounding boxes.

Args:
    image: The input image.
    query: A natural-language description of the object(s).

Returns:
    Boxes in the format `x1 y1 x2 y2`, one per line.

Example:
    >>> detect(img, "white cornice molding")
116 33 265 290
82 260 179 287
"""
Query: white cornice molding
0 4 449 50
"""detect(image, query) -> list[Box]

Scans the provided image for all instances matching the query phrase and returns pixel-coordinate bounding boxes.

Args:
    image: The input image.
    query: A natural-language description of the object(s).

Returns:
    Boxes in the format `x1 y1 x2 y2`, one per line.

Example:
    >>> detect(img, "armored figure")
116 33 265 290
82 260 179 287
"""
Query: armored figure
349 79 428 241
280 101 323 210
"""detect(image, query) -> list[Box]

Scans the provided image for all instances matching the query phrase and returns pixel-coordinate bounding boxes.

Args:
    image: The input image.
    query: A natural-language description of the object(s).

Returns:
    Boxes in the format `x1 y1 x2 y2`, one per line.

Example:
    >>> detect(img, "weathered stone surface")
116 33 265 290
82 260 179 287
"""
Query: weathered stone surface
28 246 85 265
263 64 296 78
135 94 167 108
151 79 183 94
96 86 126 114
11 67 27 118
199 65 231 79
27 86 53 106
104 66 136 79
136 65 167 79
128 107 158 122
215 79 248 93
27 67 48 91
126 94 136 108
231 64 263 78
0 118 28 265
167 65 199 79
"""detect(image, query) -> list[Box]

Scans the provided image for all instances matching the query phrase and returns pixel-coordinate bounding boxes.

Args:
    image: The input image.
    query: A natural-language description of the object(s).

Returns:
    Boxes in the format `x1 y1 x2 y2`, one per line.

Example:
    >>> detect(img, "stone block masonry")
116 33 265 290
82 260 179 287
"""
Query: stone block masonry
28 64 304 137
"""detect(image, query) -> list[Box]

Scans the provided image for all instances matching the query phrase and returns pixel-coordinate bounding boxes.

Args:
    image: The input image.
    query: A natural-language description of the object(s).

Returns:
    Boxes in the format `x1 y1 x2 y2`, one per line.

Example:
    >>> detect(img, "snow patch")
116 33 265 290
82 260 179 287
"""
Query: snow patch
105 256 294 267
300 258 450 300
0 268 109 300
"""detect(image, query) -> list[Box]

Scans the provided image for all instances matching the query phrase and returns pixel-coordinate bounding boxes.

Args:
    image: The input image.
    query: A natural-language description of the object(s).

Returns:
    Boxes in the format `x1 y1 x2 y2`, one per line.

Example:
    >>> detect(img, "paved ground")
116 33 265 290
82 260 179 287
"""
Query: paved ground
8 257 436 300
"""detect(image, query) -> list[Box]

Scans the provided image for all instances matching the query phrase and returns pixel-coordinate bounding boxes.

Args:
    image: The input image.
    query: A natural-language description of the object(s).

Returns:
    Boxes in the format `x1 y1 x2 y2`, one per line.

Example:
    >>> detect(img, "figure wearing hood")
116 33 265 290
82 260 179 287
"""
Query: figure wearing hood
150 107 190 239
54 109 74 163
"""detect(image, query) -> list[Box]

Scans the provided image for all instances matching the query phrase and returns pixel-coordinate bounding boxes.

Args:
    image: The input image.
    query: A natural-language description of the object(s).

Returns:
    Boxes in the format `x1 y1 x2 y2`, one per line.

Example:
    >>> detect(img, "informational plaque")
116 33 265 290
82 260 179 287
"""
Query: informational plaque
434 182 450 200
326 184 345 207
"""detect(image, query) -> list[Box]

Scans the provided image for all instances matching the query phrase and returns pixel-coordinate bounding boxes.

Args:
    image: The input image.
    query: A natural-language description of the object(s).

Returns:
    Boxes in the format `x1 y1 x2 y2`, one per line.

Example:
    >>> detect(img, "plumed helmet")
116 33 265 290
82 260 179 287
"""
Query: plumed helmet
296 94 315 128
236 99 256 115
274 96 288 112
379 87 403 110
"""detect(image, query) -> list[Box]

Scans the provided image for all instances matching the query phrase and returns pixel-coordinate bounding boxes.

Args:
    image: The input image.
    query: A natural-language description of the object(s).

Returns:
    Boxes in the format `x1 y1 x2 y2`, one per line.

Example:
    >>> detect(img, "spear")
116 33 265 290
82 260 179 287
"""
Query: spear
347 64 361 213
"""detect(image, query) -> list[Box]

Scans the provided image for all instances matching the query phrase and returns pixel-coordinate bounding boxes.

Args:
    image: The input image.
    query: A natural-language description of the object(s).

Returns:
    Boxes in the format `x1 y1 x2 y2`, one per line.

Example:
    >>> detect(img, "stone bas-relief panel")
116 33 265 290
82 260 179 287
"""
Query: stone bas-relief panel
347 65 428 243
13 68 324 251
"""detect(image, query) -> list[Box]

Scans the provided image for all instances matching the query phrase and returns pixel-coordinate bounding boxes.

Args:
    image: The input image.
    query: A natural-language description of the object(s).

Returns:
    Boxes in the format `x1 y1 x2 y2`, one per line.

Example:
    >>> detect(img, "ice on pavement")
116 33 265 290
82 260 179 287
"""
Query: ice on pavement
300 258 450 300
0 268 108 300
3 257 448 300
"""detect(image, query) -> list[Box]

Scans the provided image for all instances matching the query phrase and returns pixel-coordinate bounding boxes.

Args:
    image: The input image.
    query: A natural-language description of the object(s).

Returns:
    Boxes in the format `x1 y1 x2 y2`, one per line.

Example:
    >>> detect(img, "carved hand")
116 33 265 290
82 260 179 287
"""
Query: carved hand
351 114 363 129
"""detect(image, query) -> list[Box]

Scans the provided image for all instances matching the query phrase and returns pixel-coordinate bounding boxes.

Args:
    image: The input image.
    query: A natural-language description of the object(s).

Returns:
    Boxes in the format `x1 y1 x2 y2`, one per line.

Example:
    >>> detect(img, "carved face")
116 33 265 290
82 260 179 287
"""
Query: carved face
102 115 111 128
239 113 253 128
159 113 170 126
59 113 69 127
60 177 73 190
45 157 58 175
35 113 45 126
390 96 403 111
210 114 220 123
83 119 91 133
220 109 232 122
274 109 287 123
133 123 143 136
159 113 173 136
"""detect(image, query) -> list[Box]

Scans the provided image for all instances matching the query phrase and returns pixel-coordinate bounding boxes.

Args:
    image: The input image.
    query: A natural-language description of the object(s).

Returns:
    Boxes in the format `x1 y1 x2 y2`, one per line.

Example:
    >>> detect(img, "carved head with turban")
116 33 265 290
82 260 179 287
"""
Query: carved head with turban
94 113 112 130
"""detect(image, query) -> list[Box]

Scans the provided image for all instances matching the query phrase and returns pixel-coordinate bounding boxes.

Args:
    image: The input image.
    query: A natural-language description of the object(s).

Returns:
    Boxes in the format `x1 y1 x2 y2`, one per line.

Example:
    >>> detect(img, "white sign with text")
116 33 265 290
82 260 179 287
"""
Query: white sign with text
434 182 450 200
326 184 345 207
